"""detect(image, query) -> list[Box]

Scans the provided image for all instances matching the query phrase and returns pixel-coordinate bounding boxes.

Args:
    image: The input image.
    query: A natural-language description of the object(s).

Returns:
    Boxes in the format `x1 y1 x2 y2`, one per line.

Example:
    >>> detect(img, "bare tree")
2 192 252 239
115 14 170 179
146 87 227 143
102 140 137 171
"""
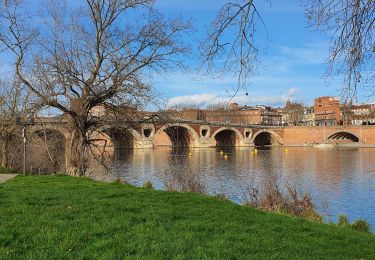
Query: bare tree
305 0 375 100
207 102 227 111
200 0 268 105
284 100 304 126
0 0 191 176
28 128 66 173
0 75 37 169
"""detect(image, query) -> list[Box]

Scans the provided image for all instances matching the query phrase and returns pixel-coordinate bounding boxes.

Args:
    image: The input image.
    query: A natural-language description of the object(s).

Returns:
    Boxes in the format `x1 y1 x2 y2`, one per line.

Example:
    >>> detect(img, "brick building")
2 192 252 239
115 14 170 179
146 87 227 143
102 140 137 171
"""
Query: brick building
205 106 266 124
314 96 341 126
302 107 315 126
260 106 282 125
350 104 375 125
178 103 282 125
179 109 206 121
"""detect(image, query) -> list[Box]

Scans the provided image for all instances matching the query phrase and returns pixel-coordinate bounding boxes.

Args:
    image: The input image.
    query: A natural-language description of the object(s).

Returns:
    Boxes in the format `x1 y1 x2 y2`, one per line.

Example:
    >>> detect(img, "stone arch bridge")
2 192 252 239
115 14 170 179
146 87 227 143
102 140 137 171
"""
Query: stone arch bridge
17 118 374 173
25 119 285 150
26 119 375 156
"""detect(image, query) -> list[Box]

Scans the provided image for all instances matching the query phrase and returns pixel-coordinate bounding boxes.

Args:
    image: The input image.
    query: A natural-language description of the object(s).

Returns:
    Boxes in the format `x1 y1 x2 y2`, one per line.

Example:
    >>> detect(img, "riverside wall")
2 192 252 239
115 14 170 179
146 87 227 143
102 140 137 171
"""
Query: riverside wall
282 126 375 146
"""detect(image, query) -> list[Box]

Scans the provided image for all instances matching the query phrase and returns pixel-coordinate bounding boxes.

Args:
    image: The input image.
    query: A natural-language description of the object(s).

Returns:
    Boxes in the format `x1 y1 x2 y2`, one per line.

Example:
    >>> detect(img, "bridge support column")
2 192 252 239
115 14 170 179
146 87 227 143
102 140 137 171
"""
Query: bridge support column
134 139 154 149
241 140 255 147
243 128 255 147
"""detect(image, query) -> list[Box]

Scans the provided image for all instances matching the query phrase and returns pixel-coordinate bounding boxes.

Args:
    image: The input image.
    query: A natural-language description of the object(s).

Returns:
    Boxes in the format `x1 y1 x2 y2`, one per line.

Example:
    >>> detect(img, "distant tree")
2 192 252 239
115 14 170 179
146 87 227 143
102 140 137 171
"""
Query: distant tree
340 102 354 125
0 0 191 176
305 0 374 100
170 104 200 111
284 101 304 125
207 102 227 111
205 102 234 123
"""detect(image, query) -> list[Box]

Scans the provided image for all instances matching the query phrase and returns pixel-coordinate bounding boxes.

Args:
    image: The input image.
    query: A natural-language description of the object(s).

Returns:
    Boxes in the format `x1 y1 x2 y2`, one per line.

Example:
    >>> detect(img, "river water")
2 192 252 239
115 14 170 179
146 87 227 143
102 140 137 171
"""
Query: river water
101 147 375 231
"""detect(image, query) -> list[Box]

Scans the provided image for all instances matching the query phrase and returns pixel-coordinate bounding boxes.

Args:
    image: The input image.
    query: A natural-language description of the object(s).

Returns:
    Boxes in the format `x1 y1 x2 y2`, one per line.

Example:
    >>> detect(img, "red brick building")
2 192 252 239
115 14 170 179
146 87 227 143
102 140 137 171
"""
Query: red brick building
314 96 341 126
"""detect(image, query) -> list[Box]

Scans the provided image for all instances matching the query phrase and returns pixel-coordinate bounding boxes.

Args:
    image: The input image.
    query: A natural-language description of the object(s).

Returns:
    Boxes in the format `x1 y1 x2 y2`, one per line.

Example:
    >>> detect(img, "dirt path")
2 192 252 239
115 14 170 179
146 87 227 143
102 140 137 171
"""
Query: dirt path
0 174 18 183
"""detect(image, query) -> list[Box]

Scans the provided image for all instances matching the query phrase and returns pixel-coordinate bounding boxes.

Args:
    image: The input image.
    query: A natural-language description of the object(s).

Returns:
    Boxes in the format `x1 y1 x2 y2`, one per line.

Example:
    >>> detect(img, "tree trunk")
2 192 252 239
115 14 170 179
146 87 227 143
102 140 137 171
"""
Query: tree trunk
66 128 87 176
63 97 92 177
1 135 9 168
65 110 89 176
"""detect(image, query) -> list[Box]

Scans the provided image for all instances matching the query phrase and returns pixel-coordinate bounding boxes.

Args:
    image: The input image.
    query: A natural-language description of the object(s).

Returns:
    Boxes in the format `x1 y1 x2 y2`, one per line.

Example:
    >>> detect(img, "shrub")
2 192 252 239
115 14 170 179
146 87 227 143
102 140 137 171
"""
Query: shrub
338 215 350 227
160 167 205 194
214 193 229 201
113 178 126 184
0 167 16 174
336 215 371 234
302 208 323 223
240 180 323 223
143 181 154 190
351 219 371 233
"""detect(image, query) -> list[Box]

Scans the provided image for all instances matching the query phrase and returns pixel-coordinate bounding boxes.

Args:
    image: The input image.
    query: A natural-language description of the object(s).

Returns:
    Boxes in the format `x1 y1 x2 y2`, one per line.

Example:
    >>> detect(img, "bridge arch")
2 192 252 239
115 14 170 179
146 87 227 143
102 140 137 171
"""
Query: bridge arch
211 127 244 147
326 131 359 143
90 127 142 158
30 125 70 140
252 130 282 146
154 124 199 148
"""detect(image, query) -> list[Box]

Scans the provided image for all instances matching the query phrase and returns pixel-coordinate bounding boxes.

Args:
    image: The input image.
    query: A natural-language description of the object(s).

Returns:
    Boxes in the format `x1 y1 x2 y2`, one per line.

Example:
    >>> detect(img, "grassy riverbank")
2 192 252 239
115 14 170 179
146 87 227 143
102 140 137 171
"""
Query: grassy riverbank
1 175 374 258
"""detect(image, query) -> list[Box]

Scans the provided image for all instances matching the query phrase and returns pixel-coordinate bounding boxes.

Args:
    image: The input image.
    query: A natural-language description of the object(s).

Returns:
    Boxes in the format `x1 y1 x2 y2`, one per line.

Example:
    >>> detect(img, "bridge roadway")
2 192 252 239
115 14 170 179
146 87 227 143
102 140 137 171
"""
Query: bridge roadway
25 117 375 151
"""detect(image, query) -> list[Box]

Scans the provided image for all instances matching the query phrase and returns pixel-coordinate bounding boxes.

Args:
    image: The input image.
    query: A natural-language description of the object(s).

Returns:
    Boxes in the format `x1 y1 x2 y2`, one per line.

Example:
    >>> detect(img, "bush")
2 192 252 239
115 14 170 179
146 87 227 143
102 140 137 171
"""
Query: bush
338 215 350 227
336 215 371 234
240 183 323 223
214 193 229 201
113 178 126 184
143 181 154 190
161 168 205 194
302 208 323 223
0 167 16 174
351 219 371 233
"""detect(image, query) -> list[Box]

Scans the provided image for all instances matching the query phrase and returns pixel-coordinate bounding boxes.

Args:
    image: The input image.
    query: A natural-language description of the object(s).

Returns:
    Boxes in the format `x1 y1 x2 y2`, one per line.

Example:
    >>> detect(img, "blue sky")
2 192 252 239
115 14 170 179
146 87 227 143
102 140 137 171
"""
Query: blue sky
153 0 372 109
1 0 372 110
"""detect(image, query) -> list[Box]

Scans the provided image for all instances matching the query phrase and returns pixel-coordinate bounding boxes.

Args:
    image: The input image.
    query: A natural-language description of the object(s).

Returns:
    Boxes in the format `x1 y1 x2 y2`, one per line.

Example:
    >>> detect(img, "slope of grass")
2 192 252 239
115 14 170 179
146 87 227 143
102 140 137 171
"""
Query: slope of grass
0 175 374 259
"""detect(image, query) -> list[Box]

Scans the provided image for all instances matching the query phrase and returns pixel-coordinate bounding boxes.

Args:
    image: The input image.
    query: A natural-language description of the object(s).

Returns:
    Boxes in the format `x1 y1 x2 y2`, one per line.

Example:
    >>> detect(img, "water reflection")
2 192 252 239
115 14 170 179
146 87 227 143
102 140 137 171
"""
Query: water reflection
98 147 375 231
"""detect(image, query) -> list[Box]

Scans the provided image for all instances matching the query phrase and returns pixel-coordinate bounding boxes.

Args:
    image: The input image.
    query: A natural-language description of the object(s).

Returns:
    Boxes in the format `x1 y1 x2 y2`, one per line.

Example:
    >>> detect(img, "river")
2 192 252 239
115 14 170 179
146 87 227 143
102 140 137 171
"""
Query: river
98 147 375 231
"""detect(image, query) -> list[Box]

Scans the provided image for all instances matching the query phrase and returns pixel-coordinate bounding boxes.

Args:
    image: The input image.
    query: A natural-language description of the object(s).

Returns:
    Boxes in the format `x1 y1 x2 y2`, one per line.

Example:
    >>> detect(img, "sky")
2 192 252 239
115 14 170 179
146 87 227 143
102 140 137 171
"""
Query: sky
152 0 373 109
0 0 372 111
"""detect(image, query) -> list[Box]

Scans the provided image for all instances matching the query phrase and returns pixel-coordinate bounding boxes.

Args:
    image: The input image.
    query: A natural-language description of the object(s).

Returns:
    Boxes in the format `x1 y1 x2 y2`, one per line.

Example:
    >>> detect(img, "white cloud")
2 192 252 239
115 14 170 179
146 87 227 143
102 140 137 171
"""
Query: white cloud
166 87 300 108
287 87 300 96
167 93 217 107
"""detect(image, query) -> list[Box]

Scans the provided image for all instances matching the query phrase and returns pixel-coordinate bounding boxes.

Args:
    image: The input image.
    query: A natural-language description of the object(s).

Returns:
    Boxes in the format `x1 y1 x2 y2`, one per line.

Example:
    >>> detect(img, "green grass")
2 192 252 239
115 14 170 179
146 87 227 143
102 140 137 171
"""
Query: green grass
0 176 374 259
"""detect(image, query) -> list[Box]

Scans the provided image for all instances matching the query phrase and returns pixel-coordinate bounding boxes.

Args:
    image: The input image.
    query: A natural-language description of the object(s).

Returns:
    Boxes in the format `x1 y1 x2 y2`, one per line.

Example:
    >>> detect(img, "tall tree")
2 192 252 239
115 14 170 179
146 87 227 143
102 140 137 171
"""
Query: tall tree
0 0 190 176
305 0 374 100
